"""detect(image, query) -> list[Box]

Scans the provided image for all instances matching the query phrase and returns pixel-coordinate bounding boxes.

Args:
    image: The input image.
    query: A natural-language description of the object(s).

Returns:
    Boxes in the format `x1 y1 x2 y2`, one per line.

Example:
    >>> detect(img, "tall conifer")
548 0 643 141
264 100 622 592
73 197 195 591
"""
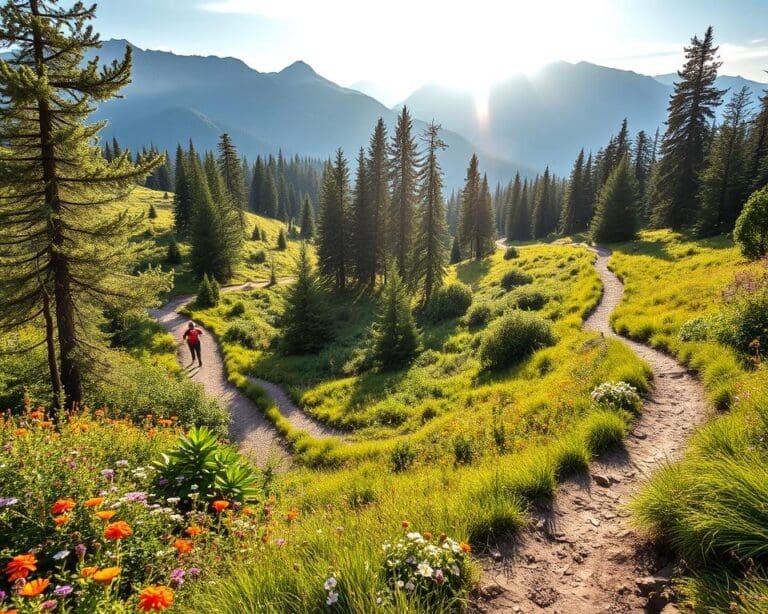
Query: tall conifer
317 150 350 290
389 107 419 280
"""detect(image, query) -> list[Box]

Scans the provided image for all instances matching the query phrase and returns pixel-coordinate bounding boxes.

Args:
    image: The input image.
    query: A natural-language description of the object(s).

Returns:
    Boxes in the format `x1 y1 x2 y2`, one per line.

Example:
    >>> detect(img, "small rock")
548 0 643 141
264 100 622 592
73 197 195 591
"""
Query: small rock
589 517 601 527
525 553 536 564
660 604 681 614
617 584 630 595
602 511 617 520
633 431 648 440
491 550 502 562
591 473 611 487
655 563 674 579
635 576 668 596
478 584 504 599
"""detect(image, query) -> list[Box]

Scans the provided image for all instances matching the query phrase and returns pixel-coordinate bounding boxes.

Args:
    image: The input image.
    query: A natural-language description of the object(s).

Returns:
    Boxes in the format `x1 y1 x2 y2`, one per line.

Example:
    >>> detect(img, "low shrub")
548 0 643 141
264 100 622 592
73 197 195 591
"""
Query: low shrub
465 303 492 327
511 288 548 311
251 249 267 264
734 186 768 260
390 441 417 472
712 270 768 355
479 311 555 370
452 434 475 465
503 246 519 260
428 282 473 321
228 300 246 317
590 381 642 413
223 319 264 350
678 315 714 342
500 269 533 291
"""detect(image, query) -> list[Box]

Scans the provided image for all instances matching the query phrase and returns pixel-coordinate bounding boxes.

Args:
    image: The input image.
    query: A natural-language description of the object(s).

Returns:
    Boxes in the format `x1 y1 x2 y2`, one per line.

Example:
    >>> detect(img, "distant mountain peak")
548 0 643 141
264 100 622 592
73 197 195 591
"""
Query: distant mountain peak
278 60 319 80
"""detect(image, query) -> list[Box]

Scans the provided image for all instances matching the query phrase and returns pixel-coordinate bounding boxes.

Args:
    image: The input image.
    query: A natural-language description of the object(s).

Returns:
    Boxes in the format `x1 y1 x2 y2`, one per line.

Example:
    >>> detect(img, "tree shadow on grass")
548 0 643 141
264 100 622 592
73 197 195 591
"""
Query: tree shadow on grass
456 258 492 287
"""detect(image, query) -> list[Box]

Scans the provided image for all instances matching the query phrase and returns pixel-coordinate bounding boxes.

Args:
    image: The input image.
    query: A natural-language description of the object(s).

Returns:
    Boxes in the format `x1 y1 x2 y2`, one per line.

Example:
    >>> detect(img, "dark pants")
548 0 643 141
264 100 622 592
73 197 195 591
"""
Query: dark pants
188 341 202 365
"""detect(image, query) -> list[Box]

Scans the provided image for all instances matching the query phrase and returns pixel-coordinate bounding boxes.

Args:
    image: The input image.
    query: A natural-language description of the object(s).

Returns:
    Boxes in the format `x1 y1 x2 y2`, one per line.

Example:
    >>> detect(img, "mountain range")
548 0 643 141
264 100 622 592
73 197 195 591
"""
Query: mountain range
2 40 765 186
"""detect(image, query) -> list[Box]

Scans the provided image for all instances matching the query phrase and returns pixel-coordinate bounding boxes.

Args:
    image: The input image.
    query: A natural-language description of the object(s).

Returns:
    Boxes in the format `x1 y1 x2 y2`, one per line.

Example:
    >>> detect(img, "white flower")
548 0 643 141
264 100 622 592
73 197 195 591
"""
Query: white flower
417 561 433 578
406 556 416 565
326 591 339 605
405 581 415 591
450 564 460 576
406 532 422 540
166 497 180 505
396 580 404 588
323 577 337 591
52 550 70 561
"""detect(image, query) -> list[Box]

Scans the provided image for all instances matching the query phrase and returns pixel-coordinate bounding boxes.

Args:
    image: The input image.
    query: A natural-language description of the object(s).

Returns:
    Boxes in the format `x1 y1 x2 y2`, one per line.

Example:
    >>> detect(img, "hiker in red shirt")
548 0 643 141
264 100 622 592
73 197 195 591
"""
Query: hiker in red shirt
183 322 203 367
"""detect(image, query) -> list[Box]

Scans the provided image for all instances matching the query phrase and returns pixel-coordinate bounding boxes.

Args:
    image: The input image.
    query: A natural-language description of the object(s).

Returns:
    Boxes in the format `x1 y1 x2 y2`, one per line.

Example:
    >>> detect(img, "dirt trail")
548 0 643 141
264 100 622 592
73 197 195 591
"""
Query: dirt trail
477 246 710 613
150 281 340 467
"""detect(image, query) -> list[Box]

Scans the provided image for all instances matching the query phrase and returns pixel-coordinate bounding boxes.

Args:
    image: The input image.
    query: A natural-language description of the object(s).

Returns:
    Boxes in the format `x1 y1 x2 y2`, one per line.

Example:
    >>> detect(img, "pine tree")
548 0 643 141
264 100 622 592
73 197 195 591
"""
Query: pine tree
504 173 522 240
173 144 193 238
196 274 217 308
696 87 752 236
590 155 639 243
217 133 246 209
277 228 287 250
0 1 170 409
449 235 462 264
251 225 261 241
157 151 173 192
371 263 420 369
559 150 590 235
531 167 558 238
249 157 265 212
412 123 449 306
389 106 419 280
261 167 278 218
167 237 182 264
269 258 277 287
633 131 653 200
458 155 494 259
317 150 351 290
651 27 725 229
148 203 158 219
367 118 390 285
351 148 376 286
277 174 290 221
299 195 316 240
747 86 768 193
281 243 333 354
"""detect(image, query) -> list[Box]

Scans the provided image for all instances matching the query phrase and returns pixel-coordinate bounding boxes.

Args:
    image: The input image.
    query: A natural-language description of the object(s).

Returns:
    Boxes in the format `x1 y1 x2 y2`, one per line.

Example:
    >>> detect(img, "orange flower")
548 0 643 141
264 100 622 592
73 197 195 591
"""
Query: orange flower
401 520 410 529
459 542 471 553
53 514 71 526
5 554 37 581
29 410 44 419
285 508 299 522
423 531 432 540
92 566 121 583
94 409 105 417
1 608 19 614
103 520 132 540
184 526 203 537
51 498 76 515
241 506 255 516
19 578 50 597
172 539 193 554
81 566 98 578
14 428 28 437
95 510 116 521
157 419 173 427
39 420 53 428
138 585 174 611
211 500 229 513
84 497 104 508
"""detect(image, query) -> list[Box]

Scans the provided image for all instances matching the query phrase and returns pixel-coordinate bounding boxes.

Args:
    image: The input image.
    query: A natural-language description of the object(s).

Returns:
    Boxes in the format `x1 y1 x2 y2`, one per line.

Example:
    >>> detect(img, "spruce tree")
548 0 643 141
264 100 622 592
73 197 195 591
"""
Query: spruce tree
0 1 170 409
747 86 768 193
412 123 449 305
559 150 589 235
504 173 522 240
590 155 639 243
389 106 419 280
317 150 351 290
696 87 752 236
173 144 193 238
633 131 653 199
196 274 217 308
281 243 333 354
367 118 390 285
351 148 376 286
531 167 558 238
277 174 290 221
249 156 265 212
167 237 182 264
251 225 261 241
148 203 158 219
217 133 246 209
449 235 462 264
371 263 420 370
262 167 278 218
651 27 725 228
277 228 287 250
458 155 494 259
299 195 316 240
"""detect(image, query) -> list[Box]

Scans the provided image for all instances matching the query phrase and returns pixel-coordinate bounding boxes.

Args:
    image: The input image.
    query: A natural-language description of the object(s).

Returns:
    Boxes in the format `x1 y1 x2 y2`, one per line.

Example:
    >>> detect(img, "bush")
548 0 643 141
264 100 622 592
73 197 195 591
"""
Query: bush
503 246 519 260
711 271 768 355
479 311 555 370
679 315 714 342
251 249 267 264
511 288 547 311
196 274 218 308
223 319 264 349
500 269 533 291
228 300 246 317
734 186 768 260
452 434 475 465
390 441 417 472
465 303 491 327
166 237 182 264
428 282 473 321
590 381 642 413
581 410 627 455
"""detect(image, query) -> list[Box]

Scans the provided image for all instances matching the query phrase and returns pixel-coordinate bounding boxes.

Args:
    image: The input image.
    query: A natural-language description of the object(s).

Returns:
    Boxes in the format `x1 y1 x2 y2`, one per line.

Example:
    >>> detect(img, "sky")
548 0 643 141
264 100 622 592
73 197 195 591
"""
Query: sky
95 0 768 106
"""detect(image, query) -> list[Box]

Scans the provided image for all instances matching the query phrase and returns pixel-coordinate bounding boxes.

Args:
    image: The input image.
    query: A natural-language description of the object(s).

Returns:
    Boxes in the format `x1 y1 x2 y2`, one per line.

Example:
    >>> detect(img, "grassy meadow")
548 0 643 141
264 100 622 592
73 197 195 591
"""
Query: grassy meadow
608 230 768 610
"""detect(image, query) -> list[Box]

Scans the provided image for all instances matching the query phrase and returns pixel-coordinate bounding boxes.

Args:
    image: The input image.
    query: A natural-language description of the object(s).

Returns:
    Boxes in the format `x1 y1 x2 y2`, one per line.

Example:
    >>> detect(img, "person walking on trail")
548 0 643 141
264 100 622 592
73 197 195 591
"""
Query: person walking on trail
183 322 203 367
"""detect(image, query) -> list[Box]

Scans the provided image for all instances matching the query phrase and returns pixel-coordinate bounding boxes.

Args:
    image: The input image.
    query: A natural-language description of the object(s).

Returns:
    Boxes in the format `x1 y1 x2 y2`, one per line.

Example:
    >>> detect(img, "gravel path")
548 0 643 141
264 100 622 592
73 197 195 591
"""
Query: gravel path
150 281 341 467
477 246 711 613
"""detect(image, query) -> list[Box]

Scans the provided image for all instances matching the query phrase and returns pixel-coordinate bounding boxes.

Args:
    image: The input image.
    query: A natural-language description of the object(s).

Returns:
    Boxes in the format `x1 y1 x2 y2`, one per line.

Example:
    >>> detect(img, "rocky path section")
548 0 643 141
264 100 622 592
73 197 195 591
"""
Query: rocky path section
150 281 341 467
477 246 710 613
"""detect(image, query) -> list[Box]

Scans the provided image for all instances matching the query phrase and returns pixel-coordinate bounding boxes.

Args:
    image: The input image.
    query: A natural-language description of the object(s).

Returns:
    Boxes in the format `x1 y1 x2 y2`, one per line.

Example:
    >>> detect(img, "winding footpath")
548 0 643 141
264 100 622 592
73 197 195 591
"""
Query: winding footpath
149 281 340 469
477 246 711 613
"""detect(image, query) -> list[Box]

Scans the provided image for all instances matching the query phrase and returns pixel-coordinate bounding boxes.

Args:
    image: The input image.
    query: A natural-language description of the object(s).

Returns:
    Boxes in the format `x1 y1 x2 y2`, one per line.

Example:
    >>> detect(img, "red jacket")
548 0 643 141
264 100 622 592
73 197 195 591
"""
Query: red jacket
183 328 202 344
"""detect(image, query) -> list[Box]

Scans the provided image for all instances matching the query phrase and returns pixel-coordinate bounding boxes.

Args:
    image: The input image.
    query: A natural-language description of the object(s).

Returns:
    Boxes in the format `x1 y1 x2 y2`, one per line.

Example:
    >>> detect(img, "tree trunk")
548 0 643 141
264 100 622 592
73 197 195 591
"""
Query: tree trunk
31 0 82 409
42 289 63 411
